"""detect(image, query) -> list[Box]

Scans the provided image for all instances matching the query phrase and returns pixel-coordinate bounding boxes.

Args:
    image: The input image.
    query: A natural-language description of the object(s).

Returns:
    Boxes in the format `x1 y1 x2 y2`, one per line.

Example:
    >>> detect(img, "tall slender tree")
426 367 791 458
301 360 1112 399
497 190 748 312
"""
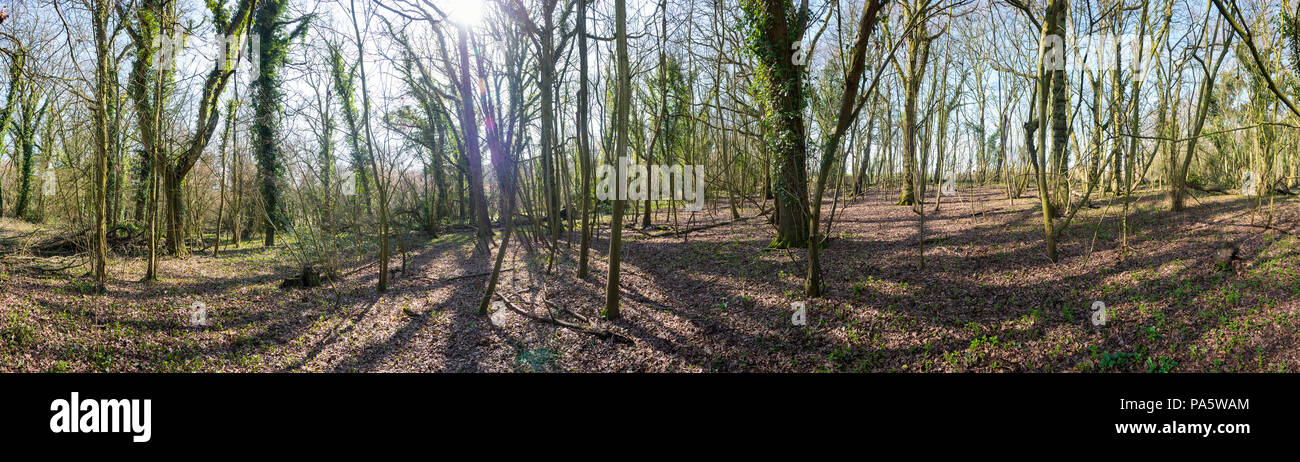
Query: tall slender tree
603 0 631 319
806 0 885 297
346 0 392 292
575 0 595 278
91 0 111 292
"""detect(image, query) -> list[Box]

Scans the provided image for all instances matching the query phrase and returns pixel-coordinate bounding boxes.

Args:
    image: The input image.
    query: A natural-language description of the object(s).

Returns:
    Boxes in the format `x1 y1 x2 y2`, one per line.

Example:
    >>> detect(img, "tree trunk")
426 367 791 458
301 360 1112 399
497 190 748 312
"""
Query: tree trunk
897 25 929 207
92 0 110 293
745 0 809 249
807 0 884 297
603 0 631 320
455 25 493 250
163 169 187 254
349 0 390 292
539 0 561 243
576 0 594 279
1169 27 1231 212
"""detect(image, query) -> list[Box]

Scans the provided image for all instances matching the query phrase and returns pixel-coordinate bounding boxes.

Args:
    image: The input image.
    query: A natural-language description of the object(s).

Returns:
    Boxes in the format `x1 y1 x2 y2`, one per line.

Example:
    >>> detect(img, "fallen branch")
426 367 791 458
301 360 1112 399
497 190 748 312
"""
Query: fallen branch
650 215 757 238
1224 223 1293 235
342 259 378 277
1196 220 1294 235
1269 180 1297 195
1186 183 1230 195
494 292 633 344
0 229 40 245
22 261 86 273
433 267 518 282
14 257 85 273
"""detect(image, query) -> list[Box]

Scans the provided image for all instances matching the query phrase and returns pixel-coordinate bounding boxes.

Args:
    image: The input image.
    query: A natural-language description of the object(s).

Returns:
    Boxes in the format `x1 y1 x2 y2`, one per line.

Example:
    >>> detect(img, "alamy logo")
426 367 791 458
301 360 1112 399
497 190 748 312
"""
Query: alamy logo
340 169 358 197
1043 33 1156 82
1090 301 1107 326
49 392 152 443
1240 171 1258 196
42 167 56 196
791 41 808 66
941 176 957 196
152 31 259 78
151 30 187 69
596 156 706 211
190 301 208 326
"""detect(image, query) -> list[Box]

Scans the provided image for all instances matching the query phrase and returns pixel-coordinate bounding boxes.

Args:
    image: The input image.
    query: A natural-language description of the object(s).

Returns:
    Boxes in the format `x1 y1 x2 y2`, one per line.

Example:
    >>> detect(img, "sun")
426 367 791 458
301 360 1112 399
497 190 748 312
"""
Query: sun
440 0 487 26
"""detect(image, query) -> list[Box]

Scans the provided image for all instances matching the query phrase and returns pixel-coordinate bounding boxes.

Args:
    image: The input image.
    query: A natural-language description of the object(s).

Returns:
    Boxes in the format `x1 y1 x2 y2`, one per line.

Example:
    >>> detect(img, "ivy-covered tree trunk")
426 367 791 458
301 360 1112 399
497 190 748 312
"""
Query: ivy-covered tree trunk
125 0 183 255
132 150 151 222
852 98 876 196
125 0 257 259
12 85 45 221
329 45 373 212
251 2 310 246
216 99 237 253
9 49 43 221
0 52 18 218
742 0 809 249
389 30 449 235
106 51 125 225
251 0 298 247
14 130 34 220
162 167 187 254
432 122 449 224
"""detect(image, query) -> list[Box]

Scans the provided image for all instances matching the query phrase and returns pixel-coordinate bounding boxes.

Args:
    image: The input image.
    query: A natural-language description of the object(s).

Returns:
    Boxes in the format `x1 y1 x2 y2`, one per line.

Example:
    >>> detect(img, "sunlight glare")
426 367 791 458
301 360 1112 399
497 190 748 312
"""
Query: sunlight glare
440 0 486 26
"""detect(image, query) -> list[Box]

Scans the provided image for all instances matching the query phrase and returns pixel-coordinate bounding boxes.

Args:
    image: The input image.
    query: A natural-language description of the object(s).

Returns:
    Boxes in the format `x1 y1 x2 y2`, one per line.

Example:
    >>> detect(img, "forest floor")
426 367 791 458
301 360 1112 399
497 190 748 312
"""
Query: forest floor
2 186 1300 372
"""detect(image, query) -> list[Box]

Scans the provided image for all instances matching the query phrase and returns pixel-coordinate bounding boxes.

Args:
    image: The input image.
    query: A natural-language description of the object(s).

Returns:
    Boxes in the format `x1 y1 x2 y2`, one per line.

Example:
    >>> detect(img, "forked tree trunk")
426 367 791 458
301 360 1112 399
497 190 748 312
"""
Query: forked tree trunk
807 0 884 297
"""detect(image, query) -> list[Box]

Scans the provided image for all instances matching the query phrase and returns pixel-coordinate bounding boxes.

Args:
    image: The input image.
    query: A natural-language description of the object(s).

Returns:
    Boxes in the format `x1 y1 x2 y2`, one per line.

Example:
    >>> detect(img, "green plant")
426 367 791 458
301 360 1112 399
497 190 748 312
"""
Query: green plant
515 348 555 372
1145 356 1177 373
46 360 73 373
1098 351 1142 371
969 335 1000 350
2 311 34 347
851 281 868 296
69 279 97 295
